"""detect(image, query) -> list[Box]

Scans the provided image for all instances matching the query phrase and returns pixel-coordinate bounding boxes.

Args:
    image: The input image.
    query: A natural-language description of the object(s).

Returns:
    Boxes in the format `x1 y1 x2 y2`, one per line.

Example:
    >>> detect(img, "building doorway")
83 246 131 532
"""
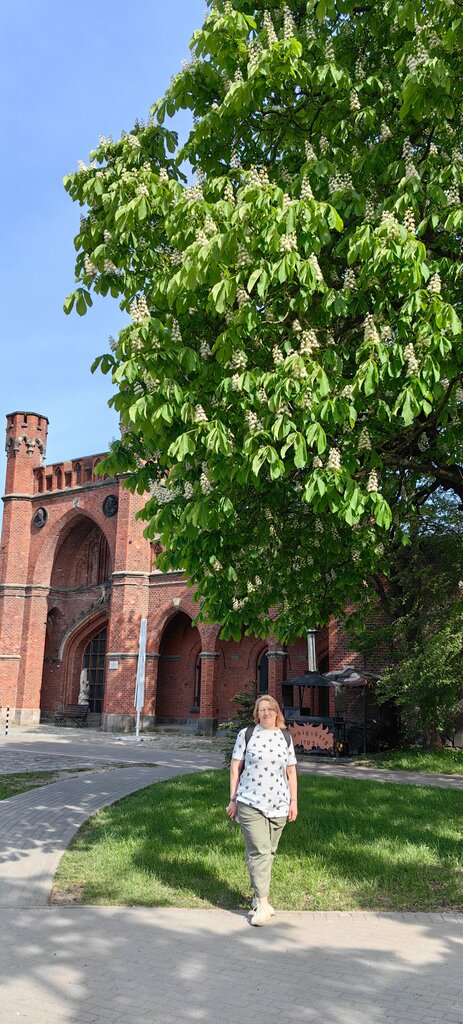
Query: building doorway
82 627 107 713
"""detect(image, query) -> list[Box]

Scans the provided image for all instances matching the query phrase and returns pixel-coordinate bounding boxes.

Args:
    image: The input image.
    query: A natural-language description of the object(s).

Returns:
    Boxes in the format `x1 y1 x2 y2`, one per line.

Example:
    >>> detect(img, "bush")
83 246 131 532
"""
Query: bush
220 683 257 767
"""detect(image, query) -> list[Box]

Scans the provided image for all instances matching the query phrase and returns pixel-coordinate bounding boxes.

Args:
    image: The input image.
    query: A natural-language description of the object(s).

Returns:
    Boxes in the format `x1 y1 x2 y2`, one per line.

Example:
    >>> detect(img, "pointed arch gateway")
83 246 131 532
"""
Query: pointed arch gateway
39 512 112 719
155 611 202 722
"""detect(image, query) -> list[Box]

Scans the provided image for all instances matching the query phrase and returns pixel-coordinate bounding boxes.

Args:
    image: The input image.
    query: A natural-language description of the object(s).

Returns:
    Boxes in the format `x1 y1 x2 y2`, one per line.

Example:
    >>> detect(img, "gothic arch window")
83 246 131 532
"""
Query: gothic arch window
257 649 269 695
55 467 62 490
74 463 82 485
194 655 202 708
82 627 107 713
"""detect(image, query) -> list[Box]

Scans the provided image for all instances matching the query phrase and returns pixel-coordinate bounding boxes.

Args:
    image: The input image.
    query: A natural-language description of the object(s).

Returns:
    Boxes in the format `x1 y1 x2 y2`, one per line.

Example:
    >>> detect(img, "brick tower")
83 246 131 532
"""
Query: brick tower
0 412 48 724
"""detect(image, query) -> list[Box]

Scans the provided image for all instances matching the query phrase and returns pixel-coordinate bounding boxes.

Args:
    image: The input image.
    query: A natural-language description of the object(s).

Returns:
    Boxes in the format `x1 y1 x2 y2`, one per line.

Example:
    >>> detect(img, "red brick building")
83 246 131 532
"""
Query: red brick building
0 411 359 732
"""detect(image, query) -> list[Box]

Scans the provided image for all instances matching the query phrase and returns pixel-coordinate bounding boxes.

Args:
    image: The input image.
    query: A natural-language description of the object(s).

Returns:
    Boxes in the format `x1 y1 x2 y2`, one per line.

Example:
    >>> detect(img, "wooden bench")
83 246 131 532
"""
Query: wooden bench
53 705 89 727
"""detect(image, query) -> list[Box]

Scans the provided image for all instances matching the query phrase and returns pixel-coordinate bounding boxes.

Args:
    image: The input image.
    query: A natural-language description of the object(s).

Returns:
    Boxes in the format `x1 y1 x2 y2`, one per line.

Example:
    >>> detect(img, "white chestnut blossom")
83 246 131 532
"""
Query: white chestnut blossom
350 90 361 112
327 447 342 470
263 9 278 46
404 343 419 376
300 176 314 200
194 404 208 424
280 231 298 253
364 314 380 344
300 329 319 356
309 254 323 281
130 295 150 323
324 38 335 63
428 272 442 294
343 268 357 290
171 319 182 343
367 470 379 492
200 466 212 495
365 199 376 220
200 340 212 359
248 39 263 70
444 185 460 205
245 410 263 432
273 345 284 366
358 427 372 450
283 6 296 38
196 228 209 247
403 207 416 233
84 256 98 277
229 349 247 370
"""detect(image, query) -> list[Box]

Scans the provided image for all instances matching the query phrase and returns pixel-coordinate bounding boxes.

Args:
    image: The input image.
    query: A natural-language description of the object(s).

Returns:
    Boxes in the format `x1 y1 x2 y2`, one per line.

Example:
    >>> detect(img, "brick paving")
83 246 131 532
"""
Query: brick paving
1 907 462 1024
0 729 462 1022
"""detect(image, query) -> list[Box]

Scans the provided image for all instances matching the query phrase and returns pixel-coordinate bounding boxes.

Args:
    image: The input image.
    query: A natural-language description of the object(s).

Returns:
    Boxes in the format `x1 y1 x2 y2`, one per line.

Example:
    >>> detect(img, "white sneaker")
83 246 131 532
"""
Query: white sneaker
249 896 275 915
250 902 275 926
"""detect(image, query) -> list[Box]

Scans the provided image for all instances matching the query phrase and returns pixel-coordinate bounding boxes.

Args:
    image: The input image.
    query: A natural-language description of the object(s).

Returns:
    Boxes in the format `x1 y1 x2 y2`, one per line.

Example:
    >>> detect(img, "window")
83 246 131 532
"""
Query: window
194 656 201 708
82 628 107 714
257 650 269 694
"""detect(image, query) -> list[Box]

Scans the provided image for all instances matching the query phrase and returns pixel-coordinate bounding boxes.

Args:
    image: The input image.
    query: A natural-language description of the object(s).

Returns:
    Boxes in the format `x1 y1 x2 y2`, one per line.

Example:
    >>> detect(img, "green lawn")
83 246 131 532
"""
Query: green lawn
353 748 463 775
52 770 463 912
0 772 63 800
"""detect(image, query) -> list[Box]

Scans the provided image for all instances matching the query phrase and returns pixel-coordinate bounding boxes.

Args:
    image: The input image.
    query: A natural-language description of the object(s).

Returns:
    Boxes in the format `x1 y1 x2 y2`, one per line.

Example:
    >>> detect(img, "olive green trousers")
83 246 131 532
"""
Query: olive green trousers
236 801 287 899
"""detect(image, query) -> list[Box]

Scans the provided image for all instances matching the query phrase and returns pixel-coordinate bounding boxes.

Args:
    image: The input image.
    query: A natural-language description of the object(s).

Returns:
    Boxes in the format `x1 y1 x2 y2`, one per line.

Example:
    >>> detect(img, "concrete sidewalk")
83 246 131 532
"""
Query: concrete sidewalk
1 906 463 1024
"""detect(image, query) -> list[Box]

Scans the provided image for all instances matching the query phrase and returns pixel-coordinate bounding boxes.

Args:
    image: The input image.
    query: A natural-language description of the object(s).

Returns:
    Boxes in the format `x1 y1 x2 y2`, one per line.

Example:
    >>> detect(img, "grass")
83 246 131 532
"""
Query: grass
353 748 463 775
0 763 156 801
0 771 63 799
52 770 463 912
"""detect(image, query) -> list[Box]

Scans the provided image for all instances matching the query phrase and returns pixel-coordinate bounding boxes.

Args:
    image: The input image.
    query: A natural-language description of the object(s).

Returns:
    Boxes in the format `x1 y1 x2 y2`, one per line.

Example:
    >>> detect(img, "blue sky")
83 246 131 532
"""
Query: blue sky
0 0 204 468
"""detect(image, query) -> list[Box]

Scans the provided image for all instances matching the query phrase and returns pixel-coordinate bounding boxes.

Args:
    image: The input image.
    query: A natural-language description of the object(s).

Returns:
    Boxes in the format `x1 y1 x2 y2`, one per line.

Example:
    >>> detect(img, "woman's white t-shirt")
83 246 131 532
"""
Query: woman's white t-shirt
232 724 297 818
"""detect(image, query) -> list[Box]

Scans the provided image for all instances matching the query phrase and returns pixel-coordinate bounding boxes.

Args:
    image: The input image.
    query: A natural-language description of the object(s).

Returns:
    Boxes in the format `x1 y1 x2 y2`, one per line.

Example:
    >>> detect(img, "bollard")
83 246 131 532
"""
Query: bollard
5 706 9 736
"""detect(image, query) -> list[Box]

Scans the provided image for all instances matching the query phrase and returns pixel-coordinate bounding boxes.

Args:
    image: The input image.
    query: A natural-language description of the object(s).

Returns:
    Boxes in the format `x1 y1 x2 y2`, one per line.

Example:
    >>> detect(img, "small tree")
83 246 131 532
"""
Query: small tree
220 681 257 765
346 493 463 745
377 603 463 747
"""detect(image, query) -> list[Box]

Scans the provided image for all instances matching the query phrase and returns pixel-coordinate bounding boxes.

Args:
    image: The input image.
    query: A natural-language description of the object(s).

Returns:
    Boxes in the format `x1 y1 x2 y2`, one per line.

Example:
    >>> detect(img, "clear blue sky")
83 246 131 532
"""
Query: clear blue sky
0 0 204 468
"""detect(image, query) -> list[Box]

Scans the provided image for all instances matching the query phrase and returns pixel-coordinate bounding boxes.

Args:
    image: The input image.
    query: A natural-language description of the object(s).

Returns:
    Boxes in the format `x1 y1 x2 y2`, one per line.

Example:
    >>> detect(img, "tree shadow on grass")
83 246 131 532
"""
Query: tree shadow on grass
58 770 463 912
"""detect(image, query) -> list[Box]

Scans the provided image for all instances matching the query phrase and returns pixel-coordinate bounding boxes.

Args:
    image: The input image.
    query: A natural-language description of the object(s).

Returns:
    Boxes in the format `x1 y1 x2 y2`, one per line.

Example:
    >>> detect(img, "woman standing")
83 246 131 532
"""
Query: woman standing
226 695 298 926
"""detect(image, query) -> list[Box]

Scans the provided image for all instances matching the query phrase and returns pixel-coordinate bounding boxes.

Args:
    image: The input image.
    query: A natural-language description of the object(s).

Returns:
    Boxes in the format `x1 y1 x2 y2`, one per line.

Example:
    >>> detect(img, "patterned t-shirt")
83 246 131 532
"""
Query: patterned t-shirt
232 724 297 818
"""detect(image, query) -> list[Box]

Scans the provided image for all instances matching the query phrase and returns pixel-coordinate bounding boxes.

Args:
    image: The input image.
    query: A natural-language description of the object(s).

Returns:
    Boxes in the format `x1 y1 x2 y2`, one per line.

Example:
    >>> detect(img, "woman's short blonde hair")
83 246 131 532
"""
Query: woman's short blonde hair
253 695 286 730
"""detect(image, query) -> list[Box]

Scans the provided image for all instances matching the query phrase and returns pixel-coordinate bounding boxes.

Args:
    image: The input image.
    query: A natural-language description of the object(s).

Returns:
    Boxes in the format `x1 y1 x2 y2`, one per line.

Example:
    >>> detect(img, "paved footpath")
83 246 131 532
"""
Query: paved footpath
0 729 462 1023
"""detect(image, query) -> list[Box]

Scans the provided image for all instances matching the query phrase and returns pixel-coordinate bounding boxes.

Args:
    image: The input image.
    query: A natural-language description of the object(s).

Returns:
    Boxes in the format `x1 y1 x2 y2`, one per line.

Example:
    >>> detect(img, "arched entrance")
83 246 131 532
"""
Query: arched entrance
82 626 107 713
39 514 112 717
156 612 201 721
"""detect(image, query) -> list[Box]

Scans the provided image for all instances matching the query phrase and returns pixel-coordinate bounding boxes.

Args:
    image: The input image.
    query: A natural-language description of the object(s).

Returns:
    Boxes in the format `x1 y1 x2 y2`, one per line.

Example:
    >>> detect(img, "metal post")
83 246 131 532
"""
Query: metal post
5 707 10 736
307 629 317 671
363 686 367 754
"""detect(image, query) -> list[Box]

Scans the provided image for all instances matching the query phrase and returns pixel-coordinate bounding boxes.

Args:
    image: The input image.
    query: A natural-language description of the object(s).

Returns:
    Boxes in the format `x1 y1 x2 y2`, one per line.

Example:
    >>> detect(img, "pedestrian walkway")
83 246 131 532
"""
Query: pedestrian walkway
297 759 463 790
1 906 462 1024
